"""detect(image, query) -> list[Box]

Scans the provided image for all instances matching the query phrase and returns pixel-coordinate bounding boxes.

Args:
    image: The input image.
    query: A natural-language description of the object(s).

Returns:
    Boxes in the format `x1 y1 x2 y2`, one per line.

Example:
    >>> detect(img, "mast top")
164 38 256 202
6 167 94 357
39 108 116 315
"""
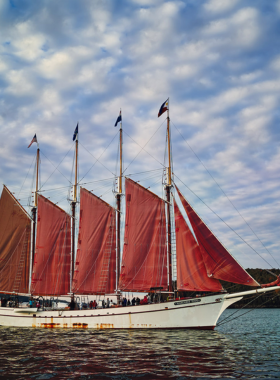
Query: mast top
158 98 171 186
72 123 79 203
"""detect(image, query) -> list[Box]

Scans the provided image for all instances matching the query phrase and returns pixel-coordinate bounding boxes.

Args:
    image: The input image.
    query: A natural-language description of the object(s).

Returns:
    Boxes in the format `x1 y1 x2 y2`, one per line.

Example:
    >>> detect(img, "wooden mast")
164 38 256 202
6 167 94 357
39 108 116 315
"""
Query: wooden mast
165 100 173 293
116 110 122 291
29 137 40 294
31 144 40 277
71 124 78 290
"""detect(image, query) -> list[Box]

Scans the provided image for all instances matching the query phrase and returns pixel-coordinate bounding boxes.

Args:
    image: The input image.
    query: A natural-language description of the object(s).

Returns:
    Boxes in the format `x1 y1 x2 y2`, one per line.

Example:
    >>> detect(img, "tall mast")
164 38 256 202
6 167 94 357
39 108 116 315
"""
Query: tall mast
71 123 78 289
116 110 122 290
31 143 40 277
166 100 173 293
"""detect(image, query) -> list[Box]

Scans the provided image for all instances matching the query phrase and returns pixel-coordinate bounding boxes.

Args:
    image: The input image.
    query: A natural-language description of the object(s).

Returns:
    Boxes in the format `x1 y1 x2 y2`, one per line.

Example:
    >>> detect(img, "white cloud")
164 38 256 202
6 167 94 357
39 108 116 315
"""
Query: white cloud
204 0 241 14
203 7 260 48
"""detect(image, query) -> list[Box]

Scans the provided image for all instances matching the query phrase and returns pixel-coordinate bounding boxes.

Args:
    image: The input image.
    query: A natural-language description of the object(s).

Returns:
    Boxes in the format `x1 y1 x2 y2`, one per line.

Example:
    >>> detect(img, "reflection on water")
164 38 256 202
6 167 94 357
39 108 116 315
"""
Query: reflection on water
0 309 279 379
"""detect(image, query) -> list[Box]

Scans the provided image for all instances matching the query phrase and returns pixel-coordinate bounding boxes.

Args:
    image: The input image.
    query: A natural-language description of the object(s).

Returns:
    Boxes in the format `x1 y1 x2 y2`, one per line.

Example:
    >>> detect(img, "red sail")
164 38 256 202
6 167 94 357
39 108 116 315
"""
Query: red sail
174 200 222 292
72 188 116 295
176 185 259 287
119 178 167 292
0 186 31 294
31 195 71 295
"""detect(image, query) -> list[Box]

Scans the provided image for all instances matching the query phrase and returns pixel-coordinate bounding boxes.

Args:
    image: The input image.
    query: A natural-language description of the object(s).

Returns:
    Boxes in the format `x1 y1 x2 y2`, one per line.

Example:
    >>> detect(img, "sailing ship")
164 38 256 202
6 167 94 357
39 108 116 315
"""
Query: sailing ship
0 101 279 329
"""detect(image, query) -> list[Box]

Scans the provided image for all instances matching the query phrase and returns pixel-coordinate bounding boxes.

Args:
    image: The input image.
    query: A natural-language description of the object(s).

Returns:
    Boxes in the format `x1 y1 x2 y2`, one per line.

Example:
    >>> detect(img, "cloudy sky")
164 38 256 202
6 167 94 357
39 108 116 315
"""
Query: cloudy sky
1 0 280 271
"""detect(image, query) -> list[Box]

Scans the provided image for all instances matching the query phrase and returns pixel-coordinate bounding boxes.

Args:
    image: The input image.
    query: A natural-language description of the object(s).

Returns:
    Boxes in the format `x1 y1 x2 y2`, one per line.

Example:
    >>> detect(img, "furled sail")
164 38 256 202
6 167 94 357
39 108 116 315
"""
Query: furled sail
31 195 71 295
119 178 167 292
72 187 116 295
175 185 259 287
0 186 31 294
174 200 222 291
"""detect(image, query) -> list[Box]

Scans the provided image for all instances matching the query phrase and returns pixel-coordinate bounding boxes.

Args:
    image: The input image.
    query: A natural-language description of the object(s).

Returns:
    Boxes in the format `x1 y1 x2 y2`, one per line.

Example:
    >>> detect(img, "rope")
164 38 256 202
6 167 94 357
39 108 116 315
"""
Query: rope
174 174 277 274
79 133 119 181
122 120 166 174
217 293 263 325
40 149 73 189
171 120 280 269
126 168 163 177
17 154 36 200
217 292 280 326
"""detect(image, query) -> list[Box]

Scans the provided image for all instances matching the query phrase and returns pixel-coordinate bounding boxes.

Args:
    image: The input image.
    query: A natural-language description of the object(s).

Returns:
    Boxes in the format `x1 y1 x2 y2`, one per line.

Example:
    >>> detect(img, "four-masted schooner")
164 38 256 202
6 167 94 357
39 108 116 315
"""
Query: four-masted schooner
0 101 279 329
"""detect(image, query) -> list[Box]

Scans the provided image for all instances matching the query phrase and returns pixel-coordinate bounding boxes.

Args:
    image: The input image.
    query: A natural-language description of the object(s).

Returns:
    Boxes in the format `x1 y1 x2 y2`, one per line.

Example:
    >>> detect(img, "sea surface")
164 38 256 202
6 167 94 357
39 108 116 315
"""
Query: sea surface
0 308 279 379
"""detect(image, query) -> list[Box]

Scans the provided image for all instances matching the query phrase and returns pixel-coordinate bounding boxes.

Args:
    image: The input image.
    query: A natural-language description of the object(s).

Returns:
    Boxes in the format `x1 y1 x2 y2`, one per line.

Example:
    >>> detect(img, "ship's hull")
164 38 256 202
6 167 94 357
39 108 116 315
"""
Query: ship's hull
0 294 241 329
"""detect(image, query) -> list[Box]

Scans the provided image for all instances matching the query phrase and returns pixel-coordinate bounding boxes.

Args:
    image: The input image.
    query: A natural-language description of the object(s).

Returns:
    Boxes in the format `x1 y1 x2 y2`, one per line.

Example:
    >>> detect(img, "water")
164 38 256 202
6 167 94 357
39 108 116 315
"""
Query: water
0 309 279 379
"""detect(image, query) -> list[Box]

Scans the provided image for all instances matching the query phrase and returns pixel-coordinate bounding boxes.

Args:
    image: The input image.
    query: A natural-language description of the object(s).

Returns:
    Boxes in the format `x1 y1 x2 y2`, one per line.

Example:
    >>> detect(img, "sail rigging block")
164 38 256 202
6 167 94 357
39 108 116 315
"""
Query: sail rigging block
119 178 168 292
0 186 31 294
72 188 116 295
31 195 71 295
175 185 259 287
174 200 222 292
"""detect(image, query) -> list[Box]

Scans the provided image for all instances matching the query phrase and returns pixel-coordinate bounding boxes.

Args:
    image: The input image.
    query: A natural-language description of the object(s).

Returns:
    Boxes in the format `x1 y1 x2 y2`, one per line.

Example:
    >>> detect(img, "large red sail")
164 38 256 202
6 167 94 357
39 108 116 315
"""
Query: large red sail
31 195 71 295
0 186 31 294
119 178 167 292
176 185 259 287
72 188 116 295
174 200 222 292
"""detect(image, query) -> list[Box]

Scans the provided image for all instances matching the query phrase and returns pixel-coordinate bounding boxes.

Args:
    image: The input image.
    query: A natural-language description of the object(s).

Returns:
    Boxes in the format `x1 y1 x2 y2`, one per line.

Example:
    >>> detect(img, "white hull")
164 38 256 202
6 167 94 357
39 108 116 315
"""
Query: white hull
0 294 241 329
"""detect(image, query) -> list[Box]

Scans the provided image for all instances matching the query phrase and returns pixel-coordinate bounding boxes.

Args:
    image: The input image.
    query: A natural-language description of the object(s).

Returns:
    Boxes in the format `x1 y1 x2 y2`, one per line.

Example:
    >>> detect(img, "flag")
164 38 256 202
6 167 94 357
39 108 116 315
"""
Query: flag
28 134 37 148
73 123 78 141
115 111 122 127
158 99 169 117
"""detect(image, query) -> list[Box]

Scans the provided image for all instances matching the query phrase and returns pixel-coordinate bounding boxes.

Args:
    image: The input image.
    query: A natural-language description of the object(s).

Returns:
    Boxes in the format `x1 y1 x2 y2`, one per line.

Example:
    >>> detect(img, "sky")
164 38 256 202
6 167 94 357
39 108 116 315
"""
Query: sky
0 0 280 272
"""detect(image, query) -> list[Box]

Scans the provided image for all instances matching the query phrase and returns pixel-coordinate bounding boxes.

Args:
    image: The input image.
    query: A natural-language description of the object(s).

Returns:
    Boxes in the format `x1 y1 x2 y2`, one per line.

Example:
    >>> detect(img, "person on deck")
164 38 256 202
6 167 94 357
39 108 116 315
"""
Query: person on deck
68 298 76 311
93 300 97 309
106 298 110 308
140 296 148 305
1 297 7 307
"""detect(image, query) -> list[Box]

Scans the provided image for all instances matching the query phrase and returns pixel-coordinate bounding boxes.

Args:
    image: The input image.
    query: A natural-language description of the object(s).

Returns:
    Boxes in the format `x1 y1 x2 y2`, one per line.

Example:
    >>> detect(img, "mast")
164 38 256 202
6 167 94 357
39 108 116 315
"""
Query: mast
158 99 173 293
31 144 40 275
116 110 122 290
165 101 173 293
71 123 78 289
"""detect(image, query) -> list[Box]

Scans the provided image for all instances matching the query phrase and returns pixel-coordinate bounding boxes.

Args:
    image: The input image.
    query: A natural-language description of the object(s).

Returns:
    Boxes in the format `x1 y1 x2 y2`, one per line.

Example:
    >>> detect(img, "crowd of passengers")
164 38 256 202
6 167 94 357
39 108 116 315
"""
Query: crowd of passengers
68 295 155 310
1 294 164 310
0 297 13 307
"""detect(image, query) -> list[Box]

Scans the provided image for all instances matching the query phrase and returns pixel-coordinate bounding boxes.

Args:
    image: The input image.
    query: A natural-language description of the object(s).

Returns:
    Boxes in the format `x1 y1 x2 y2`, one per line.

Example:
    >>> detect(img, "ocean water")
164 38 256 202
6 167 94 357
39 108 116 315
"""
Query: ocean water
0 309 279 379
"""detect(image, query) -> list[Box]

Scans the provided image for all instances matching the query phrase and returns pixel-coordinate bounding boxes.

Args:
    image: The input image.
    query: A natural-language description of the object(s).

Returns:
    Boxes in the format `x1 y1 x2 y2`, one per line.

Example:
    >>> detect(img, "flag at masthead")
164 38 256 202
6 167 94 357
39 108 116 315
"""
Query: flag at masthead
73 123 79 141
158 99 169 117
28 134 37 148
115 111 122 127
